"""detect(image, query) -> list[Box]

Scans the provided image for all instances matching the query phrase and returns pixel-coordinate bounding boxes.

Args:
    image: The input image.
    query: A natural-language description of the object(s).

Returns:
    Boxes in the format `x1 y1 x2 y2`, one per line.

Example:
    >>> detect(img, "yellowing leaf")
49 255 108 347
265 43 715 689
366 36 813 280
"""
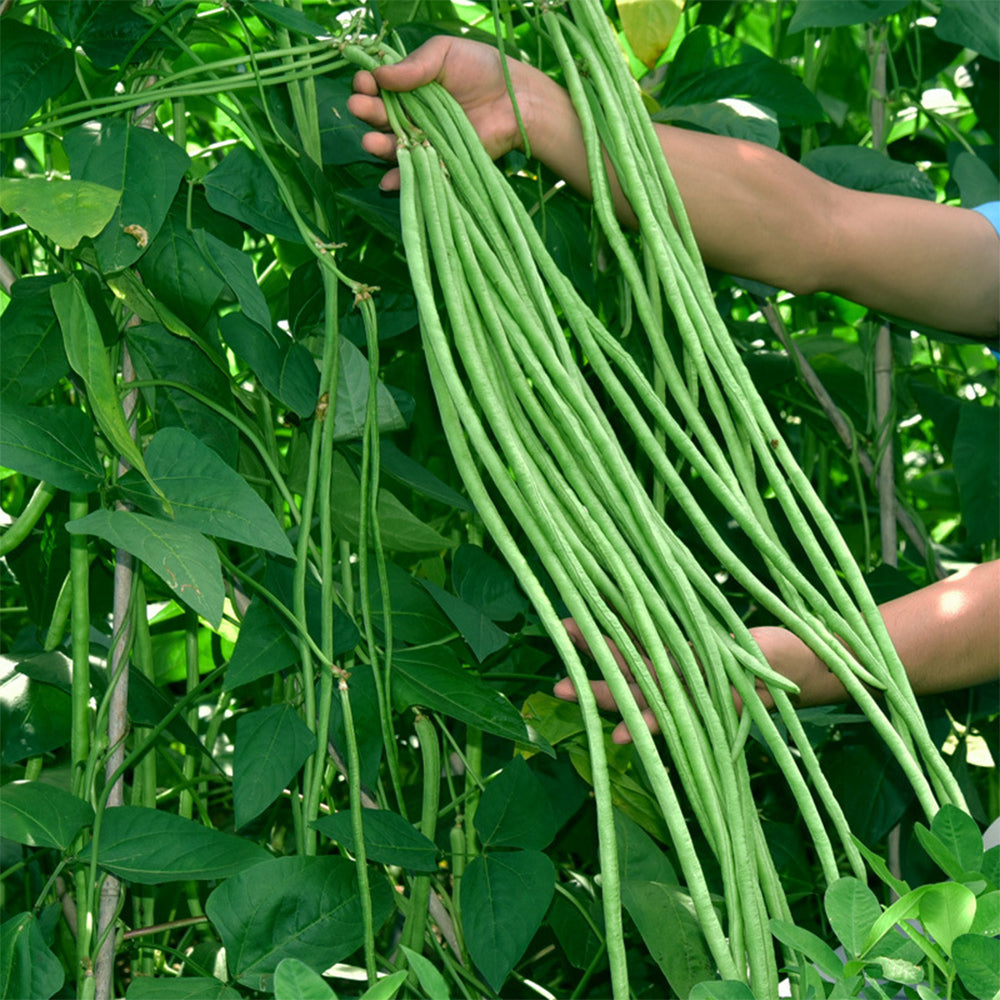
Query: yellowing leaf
616 0 684 69
0 177 120 249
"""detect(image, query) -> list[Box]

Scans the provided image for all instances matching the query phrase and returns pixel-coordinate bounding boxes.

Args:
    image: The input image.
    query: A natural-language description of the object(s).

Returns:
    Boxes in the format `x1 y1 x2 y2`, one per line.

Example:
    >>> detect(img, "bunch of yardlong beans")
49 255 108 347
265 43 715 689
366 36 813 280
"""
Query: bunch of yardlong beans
346 4 965 995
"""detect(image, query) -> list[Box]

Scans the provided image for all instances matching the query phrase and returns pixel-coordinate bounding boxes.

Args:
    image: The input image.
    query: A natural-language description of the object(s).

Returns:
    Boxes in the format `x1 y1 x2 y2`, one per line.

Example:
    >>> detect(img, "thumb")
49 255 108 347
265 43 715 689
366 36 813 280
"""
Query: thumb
373 36 451 93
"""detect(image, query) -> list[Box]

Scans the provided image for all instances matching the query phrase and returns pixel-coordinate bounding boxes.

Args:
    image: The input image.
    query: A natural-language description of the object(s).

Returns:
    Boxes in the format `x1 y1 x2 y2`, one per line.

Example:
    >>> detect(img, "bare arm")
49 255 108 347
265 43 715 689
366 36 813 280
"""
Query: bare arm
556 561 1000 743
350 37 999 338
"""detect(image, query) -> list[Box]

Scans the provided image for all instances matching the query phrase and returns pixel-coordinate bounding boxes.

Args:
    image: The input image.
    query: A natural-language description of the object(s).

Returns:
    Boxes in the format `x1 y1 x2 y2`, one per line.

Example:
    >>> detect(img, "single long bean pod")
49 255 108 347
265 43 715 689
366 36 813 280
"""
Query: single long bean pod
401 713 441 953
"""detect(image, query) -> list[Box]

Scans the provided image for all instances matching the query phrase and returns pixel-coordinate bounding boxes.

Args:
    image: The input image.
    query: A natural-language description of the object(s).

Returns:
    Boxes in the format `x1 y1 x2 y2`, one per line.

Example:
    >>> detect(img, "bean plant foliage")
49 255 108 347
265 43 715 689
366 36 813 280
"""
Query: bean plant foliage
0 1 996 999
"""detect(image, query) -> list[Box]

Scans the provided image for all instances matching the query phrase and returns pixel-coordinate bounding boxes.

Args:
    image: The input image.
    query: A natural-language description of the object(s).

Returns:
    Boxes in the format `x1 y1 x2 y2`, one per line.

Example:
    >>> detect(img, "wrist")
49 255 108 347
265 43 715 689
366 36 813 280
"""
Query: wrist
508 62 569 156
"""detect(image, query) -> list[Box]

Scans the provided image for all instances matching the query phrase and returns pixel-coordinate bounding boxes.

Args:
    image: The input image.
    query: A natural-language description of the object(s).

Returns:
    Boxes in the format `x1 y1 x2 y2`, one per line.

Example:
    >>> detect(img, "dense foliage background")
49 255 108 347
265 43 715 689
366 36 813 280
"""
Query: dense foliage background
0 1 997 998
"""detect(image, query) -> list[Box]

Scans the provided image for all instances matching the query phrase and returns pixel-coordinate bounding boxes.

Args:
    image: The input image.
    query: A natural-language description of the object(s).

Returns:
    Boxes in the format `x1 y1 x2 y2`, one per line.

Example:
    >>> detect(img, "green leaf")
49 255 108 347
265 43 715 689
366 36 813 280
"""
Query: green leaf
366 561 453 645
452 544 526 621
312 809 440 871
0 178 120 249
932 804 986 875
249 1 329 38
63 119 190 272
10 648 206 756
330 452 453 554
126 978 242 999
332 337 408 441
193 229 272 332
0 667 72 765
983 845 1000 891
205 855 395 990
0 912 65 1000
392 647 553 754
935 0 1000 61
919 882 977 955
824 738 910 845
0 400 103 493
128 322 238 467
802 146 937 200
118 427 294 558
203 145 302 243
94 806 270 883
220 312 319 419
274 959 337 1000
334 189 401 241
51 277 154 487
913 823 968 881
377 440 472 512
861 885 934 956
66 509 224 627
852 835 911 899
328 662 383 788
616 809 677 885
953 152 999 209
419 579 509 663
137 206 226 331
315 76 383 166
969 890 1000 936
825 877 883 958
769 918 845 980
399 945 450 1000
234 705 317 829
48 0 167 69
0 277 69 402
659 25 825 127
263 559 361 659
788 1 910 32
622 880 714 997
360 970 409 1000
474 756 555 850
952 933 1000 1000
954 402 999 544
654 98 780 148
0 20 74 133
688 982 758 1000
520 692 587 748
0 780 94 850
548 882 604 972
460 851 555 991
224 598 300 690
93 660 205 755
865 955 924 985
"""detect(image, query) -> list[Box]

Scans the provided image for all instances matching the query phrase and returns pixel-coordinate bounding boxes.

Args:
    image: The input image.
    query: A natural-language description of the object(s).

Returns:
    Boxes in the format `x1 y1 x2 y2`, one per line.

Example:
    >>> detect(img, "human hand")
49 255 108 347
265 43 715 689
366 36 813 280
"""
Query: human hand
347 36 536 190
553 621 847 744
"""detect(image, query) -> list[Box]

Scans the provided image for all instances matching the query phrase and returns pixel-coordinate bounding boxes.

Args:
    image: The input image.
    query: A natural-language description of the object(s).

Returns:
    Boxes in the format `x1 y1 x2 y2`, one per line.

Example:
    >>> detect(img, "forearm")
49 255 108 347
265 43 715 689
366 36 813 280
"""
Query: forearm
520 70 999 338
875 560 1000 696
777 560 1000 707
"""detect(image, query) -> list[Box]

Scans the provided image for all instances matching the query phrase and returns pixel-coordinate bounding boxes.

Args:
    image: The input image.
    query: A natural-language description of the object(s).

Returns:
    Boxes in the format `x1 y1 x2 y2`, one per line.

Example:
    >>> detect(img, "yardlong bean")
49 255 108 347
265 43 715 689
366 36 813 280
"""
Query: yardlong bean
344 5 968 993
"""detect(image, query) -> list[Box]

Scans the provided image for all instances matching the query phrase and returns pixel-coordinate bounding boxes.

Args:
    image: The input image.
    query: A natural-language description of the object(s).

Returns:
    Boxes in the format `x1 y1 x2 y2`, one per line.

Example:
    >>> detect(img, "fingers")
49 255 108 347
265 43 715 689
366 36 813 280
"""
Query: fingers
347 89 389 130
612 709 658 745
552 677 660 745
562 617 636 680
360 129 397 161
372 36 452 93
351 69 379 98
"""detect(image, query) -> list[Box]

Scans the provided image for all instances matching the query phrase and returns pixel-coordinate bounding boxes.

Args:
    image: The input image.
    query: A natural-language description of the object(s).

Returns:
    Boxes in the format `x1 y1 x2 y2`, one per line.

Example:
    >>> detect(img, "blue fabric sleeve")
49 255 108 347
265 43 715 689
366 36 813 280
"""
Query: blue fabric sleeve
973 201 1000 238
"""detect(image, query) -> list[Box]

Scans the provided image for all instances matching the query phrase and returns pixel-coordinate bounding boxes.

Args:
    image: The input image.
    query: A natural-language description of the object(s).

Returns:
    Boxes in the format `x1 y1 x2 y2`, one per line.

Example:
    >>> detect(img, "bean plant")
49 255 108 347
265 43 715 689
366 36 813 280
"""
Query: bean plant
0 2 996 999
